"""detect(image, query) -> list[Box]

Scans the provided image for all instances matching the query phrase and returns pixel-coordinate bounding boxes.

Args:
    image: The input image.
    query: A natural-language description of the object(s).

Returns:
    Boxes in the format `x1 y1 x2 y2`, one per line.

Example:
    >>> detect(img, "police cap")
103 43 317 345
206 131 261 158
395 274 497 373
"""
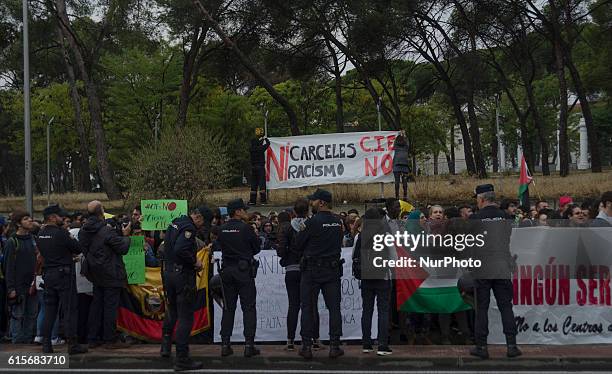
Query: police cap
307 188 332 203
473 184 494 198
227 198 249 212
43 204 68 219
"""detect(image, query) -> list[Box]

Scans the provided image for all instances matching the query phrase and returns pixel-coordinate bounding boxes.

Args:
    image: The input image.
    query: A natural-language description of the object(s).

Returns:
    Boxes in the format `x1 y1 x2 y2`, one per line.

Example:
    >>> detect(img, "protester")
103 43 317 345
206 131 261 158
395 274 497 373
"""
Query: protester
342 215 358 248
249 128 270 206
277 198 309 351
260 220 278 250
500 199 518 220
392 133 410 201
4 210 38 344
535 200 550 212
358 208 393 356
558 195 573 216
79 201 131 349
459 205 473 220
563 203 587 227
592 191 612 227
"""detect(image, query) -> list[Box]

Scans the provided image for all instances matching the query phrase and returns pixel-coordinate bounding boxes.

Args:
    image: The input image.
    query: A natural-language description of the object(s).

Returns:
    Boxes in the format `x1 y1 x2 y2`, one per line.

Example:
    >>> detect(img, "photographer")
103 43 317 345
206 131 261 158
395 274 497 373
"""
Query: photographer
4 210 38 344
79 201 131 349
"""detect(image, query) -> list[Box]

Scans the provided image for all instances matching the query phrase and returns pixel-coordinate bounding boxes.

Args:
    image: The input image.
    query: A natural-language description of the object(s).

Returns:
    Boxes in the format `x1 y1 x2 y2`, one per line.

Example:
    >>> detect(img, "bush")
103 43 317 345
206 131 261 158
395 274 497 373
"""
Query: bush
125 127 232 205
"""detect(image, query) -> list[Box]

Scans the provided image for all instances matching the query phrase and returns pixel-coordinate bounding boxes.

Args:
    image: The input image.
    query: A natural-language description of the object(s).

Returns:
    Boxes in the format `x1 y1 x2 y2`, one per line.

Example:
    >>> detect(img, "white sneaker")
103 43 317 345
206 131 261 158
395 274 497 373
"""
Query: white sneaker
34 336 43 344
51 338 65 346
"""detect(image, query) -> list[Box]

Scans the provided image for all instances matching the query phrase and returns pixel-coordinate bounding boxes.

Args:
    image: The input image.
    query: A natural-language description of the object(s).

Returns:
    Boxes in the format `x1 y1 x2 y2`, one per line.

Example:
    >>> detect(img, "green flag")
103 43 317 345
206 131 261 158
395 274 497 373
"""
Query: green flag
123 236 145 284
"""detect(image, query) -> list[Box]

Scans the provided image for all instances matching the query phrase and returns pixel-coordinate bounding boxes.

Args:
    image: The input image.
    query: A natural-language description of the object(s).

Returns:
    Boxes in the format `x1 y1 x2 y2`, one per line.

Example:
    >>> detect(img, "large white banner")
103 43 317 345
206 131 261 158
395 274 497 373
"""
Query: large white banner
213 248 377 342
265 131 399 189
489 227 612 344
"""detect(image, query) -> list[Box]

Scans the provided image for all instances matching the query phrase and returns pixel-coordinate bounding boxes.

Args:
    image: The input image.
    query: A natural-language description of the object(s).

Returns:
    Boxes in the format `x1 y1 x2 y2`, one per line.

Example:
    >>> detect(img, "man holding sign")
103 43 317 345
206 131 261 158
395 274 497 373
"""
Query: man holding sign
159 207 207 371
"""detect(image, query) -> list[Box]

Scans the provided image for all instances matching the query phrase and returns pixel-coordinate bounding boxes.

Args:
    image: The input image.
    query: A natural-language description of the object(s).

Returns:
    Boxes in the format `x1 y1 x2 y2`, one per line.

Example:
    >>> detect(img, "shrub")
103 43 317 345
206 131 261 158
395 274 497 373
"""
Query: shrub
125 127 232 205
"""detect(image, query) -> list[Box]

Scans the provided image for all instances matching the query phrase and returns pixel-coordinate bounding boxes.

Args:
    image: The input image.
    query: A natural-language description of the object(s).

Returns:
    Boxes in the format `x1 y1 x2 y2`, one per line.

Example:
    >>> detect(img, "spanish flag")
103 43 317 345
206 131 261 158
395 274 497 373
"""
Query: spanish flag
117 248 211 342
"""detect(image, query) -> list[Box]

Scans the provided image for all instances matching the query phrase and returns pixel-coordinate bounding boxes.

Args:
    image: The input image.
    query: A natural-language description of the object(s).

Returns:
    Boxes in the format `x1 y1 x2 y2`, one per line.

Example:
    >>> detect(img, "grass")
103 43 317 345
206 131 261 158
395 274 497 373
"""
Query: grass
1 169 611 214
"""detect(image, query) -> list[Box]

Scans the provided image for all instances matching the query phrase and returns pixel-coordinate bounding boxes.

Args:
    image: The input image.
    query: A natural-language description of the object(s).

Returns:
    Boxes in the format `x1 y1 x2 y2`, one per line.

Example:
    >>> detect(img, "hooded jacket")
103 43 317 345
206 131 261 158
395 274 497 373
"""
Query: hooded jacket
79 216 130 288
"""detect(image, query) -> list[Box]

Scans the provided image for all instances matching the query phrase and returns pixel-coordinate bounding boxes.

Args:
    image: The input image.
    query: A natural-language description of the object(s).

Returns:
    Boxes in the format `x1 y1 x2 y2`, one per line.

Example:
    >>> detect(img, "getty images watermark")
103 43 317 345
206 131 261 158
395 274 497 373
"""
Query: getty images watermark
370 231 487 269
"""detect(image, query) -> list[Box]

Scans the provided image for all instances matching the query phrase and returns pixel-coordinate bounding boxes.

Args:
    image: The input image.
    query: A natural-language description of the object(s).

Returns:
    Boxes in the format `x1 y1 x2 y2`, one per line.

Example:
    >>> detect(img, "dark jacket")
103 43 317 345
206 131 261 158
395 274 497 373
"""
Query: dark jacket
163 215 198 269
392 143 410 169
250 138 270 167
276 218 306 268
295 211 343 258
79 216 130 288
4 233 37 295
469 205 514 279
218 218 261 262
37 224 81 269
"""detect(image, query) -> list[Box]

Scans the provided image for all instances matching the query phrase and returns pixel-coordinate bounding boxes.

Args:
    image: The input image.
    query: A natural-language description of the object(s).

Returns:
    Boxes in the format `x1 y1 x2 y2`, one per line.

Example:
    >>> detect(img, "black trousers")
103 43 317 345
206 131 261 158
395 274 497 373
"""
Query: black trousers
42 266 79 340
220 265 256 339
361 279 391 346
474 279 517 346
87 286 121 343
249 166 267 203
162 269 196 356
393 172 408 200
285 270 320 341
300 266 342 342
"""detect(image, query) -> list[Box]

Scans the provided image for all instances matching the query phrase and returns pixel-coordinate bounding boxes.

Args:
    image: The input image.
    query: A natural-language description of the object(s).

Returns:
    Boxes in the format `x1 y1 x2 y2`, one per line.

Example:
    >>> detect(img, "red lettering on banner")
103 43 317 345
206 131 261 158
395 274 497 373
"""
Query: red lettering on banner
589 266 598 305
600 266 611 306
558 265 570 305
520 266 532 305
534 265 543 305
387 135 397 151
576 265 587 306
381 153 393 174
374 136 385 151
365 156 378 176
360 136 372 152
266 144 288 182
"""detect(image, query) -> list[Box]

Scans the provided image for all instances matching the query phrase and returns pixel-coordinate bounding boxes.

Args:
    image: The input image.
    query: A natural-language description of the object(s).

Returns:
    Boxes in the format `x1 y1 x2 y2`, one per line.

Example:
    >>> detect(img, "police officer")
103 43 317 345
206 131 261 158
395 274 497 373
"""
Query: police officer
218 198 261 357
37 204 88 355
160 207 206 371
296 188 344 359
469 184 522 359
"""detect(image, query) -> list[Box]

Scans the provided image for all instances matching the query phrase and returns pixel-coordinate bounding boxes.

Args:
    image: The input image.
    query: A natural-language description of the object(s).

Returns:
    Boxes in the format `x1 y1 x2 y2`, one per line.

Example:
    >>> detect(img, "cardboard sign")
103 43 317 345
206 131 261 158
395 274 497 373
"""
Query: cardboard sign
141 200 188 230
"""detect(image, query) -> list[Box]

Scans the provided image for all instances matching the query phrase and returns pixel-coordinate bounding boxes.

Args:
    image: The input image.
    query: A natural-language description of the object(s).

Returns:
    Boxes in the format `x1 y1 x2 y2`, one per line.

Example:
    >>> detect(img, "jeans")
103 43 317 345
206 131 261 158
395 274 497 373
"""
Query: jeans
87 286 121 343
361 279 391 346
9 293 38 343
36 291 59 339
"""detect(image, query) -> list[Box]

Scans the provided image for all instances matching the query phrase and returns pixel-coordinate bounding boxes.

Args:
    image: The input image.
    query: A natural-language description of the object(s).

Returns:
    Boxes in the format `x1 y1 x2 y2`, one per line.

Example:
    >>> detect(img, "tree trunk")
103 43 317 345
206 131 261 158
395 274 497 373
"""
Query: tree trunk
524 80 550 175
491 126 499 173
553 38 570 177
325 40 344 133
58 27 91 191
564 54 602 172
193 0 301 135
448 123 456 175
54 0 122 199
466 98 487 178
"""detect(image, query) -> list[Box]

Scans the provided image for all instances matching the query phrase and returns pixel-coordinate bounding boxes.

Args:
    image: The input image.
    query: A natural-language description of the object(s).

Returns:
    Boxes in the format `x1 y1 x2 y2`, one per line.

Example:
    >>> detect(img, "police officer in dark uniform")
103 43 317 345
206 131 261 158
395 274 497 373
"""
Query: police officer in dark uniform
160 207 207 371
296 188 344 359
37 204 88 355
469 184 522 359
218 198 261 357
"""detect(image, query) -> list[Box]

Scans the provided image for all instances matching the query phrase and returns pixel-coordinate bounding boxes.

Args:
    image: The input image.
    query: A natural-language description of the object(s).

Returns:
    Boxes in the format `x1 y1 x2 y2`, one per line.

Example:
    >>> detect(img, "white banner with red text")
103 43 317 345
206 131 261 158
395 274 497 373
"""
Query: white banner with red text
265 131 400 189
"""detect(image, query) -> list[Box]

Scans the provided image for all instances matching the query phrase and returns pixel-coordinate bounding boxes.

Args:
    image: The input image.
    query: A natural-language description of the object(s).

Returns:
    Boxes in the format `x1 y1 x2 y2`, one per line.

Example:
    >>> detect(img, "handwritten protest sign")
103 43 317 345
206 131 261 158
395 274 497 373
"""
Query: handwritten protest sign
123 236 145 285
141 200 188 230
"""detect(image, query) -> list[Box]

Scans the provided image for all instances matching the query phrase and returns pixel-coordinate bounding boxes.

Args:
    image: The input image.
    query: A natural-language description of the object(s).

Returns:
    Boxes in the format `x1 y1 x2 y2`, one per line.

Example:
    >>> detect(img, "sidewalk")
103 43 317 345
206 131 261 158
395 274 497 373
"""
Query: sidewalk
3 343 612 372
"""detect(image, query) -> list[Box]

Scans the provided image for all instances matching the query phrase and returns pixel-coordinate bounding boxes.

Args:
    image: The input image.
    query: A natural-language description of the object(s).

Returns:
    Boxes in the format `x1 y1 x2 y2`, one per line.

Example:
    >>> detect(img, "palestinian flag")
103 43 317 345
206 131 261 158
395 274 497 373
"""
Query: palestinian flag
518 155 533 207
395 246 471 313
117 248 211 342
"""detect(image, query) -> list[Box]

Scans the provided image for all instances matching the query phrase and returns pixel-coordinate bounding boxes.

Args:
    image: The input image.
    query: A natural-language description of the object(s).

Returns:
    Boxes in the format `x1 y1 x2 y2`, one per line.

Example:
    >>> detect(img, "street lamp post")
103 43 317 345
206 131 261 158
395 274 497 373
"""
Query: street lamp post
47 116 55 206
23 0 32 214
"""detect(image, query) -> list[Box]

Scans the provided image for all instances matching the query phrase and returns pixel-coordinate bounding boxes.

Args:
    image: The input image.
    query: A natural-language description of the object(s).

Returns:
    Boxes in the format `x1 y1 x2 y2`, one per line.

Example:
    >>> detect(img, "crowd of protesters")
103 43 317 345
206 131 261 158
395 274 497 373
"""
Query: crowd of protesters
0 189 609 352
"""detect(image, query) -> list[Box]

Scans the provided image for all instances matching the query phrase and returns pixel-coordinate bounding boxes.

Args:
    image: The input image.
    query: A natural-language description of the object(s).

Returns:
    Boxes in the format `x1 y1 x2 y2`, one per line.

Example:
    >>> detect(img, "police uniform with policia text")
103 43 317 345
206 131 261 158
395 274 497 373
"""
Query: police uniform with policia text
296 188 344 359
469 184 522 359
36 204 88 355
160 208 207 371
218 198 261 357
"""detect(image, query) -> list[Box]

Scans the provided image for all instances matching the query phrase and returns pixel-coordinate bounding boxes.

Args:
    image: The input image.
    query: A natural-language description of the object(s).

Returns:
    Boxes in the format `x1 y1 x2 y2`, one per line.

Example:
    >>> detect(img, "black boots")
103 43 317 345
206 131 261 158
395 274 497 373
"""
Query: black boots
469 345 489 359
328 338 344 359
68 338 88 355
42 339 53 354
174 355 203 372
299 341 313 360
221 336 233 357
160 334 172 358
506 335 522 358
244 337 260 358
